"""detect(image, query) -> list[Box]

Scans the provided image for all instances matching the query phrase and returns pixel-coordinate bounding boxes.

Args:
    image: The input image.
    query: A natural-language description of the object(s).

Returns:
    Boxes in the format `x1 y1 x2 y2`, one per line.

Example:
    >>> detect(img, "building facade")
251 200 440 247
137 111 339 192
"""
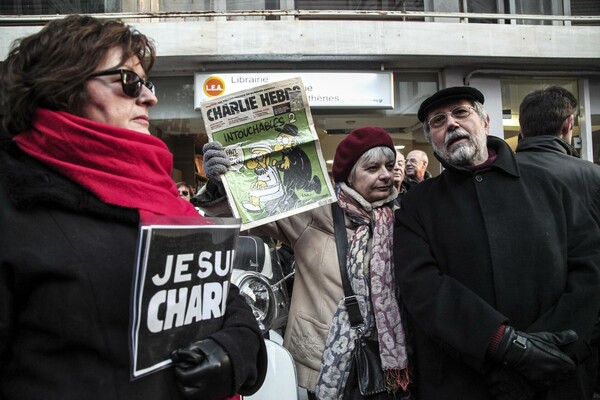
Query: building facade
2 0 600 186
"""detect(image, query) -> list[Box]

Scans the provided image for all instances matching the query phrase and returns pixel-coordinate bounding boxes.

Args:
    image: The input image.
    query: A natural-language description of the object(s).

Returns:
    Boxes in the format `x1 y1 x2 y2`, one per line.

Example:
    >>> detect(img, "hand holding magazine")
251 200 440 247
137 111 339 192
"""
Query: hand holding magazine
200 77 336 230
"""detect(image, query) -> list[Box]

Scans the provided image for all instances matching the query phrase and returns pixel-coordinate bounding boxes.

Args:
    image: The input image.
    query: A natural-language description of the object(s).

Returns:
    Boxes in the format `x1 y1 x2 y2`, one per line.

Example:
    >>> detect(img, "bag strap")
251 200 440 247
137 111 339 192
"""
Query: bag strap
331 202 364 329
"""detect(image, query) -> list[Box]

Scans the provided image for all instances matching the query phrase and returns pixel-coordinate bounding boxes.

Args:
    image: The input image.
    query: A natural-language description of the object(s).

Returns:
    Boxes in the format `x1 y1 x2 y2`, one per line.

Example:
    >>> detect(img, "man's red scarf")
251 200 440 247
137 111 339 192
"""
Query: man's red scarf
13 109 201 220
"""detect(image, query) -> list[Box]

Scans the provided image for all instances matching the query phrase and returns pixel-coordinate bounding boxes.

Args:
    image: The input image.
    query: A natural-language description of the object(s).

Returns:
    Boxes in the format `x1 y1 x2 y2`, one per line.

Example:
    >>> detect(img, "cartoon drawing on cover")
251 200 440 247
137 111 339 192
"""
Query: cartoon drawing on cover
242 141 286 212
273 123 322 208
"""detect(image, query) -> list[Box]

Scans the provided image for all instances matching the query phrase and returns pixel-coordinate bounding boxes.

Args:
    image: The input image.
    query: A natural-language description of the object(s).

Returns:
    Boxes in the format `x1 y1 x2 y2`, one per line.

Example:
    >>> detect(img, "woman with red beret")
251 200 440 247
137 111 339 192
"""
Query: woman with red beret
200 126 411 400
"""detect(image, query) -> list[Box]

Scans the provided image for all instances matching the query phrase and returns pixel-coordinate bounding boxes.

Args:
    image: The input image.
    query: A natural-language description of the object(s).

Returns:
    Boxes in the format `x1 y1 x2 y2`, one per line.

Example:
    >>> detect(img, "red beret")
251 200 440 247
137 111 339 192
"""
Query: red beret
332 126 395 183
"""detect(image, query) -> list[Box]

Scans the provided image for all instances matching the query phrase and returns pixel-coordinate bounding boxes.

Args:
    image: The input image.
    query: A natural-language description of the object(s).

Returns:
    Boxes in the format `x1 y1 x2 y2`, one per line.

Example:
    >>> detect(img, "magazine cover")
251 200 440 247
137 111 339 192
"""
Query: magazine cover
200 77 336 230
130 218 240 379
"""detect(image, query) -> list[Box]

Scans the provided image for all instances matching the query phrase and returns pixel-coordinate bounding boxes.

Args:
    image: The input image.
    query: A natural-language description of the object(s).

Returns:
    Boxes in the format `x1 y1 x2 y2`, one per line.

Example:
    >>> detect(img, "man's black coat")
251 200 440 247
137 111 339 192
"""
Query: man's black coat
394 136 600 400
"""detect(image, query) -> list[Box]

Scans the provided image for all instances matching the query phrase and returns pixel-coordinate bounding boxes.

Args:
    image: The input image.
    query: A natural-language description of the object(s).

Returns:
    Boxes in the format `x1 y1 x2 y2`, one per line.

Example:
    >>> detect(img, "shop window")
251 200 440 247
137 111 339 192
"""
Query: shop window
149 76 206 187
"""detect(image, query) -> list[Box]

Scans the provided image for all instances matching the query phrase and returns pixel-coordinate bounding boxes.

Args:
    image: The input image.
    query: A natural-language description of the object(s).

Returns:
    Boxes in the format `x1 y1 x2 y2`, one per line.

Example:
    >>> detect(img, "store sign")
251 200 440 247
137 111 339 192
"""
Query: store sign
194 71 393 109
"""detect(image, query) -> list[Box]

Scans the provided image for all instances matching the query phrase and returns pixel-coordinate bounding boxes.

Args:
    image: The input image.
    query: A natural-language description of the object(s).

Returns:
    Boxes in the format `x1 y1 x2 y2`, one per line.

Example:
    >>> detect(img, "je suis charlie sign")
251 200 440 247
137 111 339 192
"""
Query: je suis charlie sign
129 218 240 379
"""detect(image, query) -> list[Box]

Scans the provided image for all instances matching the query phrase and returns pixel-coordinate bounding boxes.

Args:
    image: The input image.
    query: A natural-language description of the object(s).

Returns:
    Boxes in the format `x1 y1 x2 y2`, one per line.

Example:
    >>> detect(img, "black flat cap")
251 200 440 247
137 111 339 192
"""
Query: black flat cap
417 86 485 122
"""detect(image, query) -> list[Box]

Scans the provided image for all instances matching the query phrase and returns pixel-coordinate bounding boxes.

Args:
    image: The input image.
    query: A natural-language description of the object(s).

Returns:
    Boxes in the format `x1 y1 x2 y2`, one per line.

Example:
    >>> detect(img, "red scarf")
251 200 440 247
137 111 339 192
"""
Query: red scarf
13 108 202 220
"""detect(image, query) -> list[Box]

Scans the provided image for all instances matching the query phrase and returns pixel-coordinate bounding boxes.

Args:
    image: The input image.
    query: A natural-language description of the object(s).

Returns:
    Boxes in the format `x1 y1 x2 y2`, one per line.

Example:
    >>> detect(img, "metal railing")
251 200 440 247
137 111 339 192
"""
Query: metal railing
1 9 600 26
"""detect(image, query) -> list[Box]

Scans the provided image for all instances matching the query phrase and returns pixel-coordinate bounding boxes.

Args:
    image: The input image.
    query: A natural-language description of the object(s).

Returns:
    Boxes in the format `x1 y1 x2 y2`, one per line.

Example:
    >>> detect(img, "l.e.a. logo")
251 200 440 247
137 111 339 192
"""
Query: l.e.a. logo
203 76 225 97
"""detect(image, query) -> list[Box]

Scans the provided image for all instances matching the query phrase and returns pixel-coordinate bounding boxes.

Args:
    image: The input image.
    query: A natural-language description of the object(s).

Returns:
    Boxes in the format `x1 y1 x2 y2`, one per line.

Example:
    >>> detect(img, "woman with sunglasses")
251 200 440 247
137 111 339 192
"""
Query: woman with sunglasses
177 181 195 202
0 15 266 400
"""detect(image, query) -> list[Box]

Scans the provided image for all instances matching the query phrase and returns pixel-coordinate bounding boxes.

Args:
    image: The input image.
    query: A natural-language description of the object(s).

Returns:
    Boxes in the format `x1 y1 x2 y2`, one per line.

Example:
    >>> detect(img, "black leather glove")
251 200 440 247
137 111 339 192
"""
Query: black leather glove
492 326 577 387
486 365 536 400
203 142 230 194
171 338 234 400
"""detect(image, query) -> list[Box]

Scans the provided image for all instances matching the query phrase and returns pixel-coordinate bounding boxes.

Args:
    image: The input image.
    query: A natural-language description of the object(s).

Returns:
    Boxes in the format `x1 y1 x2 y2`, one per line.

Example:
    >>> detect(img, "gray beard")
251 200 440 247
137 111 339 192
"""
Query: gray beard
446 141 478 166
434 128 487 166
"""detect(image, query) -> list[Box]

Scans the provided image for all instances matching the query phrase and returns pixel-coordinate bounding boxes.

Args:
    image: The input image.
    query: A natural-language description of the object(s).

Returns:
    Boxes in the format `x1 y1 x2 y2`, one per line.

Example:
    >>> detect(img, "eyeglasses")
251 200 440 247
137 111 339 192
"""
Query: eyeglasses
427 106 475 129
88 69 155 98
179 190 190 197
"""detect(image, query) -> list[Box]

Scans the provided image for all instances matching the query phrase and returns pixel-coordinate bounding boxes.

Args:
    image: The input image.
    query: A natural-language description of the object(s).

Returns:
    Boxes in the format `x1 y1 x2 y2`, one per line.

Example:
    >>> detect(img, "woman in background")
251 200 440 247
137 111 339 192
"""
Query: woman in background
177 181 194 202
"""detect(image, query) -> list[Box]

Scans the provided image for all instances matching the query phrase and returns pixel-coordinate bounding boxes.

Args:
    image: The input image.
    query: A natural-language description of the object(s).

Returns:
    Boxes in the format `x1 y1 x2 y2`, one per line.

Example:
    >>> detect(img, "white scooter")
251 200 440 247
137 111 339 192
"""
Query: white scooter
232 235 298 400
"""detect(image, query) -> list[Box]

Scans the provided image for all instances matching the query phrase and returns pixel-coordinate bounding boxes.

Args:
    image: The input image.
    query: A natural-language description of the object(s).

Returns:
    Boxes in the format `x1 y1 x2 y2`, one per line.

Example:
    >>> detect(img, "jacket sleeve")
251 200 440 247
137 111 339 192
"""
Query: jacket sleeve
208 284 267 396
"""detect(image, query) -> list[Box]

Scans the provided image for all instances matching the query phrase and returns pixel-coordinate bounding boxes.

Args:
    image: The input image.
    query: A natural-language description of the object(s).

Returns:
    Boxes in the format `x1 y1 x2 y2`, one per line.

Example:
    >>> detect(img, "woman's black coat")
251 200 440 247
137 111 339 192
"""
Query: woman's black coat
0 141 266 400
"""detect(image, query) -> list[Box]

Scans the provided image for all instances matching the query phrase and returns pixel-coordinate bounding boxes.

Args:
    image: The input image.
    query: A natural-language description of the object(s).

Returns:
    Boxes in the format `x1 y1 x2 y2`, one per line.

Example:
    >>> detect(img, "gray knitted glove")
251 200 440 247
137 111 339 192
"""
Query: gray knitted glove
203 142 230 192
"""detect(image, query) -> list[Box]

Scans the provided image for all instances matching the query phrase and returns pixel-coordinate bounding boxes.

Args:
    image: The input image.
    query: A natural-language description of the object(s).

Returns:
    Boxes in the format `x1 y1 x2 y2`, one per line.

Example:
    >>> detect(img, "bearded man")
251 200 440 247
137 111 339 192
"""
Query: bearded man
393 86 600 400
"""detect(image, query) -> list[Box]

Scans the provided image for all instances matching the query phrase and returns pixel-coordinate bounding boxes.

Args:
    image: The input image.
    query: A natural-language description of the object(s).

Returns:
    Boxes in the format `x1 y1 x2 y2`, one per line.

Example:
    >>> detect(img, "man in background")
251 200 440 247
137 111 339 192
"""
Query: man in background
516 85 600 399
393 149 408 206
404 149 431 190
516 85 600 226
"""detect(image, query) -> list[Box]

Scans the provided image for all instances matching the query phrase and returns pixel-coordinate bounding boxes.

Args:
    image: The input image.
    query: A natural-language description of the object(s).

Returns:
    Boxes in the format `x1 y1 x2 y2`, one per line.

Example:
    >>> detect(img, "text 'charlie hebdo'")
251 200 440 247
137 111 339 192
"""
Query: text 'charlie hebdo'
206 85 300 122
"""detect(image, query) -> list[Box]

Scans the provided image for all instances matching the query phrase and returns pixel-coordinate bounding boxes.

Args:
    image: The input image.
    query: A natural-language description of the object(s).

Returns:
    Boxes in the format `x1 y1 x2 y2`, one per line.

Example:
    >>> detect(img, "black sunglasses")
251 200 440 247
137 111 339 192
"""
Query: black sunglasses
179 190 190 197
88 69 155 98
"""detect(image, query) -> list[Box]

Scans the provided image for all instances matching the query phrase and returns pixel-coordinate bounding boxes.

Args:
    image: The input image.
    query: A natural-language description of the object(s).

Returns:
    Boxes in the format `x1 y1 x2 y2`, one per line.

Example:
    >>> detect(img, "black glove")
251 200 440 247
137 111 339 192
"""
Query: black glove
492 325 577 387
486 365 536 400
203 142 230 194
171 338 234 400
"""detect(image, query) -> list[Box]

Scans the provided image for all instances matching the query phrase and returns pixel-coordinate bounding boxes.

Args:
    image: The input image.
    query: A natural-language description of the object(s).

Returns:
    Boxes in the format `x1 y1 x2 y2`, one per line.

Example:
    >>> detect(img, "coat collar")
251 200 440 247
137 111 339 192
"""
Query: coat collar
434 135 520 178
515 135 579 157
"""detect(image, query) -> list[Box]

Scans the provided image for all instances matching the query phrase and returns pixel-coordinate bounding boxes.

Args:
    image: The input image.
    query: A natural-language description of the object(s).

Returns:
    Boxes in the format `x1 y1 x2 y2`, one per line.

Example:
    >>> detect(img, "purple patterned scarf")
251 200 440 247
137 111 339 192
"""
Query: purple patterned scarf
315 184 409 399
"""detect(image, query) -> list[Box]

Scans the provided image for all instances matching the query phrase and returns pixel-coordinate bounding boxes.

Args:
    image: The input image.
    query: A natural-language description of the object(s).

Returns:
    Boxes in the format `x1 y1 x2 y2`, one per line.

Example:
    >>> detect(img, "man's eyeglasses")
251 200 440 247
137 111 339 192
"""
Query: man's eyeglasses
179 190 190 197
427 105 475 129
88 69 155 98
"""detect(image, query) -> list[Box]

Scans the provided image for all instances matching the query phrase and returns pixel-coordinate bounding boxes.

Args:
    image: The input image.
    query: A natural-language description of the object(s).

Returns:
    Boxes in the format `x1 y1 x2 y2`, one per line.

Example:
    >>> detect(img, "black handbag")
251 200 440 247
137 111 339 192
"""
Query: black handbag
353 336 387 395
332 203 387 397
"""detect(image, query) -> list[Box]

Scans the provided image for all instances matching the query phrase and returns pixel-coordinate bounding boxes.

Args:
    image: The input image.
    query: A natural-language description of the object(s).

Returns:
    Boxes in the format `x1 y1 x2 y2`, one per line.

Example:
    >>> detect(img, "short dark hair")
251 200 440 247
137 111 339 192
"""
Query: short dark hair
0 15 156 135
518 86 578 138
